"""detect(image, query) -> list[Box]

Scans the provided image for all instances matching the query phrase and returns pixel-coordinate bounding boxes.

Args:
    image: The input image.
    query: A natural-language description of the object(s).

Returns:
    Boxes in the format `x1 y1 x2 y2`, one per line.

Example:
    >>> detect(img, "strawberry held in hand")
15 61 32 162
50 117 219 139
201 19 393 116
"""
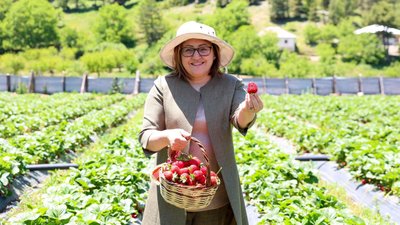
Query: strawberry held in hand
247 82 258 94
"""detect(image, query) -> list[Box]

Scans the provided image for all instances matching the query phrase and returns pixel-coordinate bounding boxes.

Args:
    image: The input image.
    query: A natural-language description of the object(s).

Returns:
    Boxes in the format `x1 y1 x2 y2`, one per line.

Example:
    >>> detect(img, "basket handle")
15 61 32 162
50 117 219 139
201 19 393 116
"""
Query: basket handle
168 137 212 187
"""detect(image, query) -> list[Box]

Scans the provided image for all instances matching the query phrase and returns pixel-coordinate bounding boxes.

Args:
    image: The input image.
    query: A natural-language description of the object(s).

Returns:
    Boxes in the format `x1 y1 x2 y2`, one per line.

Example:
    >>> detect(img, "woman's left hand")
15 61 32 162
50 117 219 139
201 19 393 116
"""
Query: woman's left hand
243 93 263 113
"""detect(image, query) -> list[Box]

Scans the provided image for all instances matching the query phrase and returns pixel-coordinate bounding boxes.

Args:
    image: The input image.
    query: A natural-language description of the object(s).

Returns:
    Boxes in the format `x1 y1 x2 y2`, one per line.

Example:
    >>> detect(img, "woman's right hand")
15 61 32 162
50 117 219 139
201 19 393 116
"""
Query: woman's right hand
166 129 191 152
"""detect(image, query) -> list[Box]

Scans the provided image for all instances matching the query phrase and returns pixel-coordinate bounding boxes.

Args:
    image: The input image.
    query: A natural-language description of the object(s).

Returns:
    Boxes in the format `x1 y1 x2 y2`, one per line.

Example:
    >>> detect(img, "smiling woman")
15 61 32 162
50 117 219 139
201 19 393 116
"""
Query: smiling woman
138 21 264 225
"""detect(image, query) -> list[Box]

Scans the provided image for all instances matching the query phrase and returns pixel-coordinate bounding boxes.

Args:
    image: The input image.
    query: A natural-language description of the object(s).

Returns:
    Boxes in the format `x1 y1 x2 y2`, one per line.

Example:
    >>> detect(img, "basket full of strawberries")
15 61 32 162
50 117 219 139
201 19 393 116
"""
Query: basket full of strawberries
151 137 220 211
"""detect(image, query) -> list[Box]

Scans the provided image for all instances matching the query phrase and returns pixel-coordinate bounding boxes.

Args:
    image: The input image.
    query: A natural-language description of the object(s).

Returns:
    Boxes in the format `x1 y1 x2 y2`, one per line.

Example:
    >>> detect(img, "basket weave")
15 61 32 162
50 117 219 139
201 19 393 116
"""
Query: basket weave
157 137 219 211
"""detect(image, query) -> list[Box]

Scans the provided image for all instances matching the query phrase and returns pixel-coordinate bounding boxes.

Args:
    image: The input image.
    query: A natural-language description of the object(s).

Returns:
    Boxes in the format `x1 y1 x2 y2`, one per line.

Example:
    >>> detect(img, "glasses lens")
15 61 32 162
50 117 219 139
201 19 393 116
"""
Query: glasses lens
182 48 195 57
198 47 211 56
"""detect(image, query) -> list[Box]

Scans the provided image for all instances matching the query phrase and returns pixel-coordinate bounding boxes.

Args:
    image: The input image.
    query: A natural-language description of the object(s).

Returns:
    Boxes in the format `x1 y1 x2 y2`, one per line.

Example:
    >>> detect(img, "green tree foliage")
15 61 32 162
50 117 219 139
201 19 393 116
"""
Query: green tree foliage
319 24 339 43
0 54 25 75
363 1 397 27
54 0 69 11
328 0 345 25
303 23 320 45
2 0 59 51
270 0 289 21
338 34 386 65
227 26 280 76
137 0 166 45
328 0 357 25
0 0 13 21
60 27 81 49
228 26 261 73
240 56 278 77
316 43 335 63
290 0 306 19
279 51 312 77
95 4 134 47
204 0 250 40
80 45 131 76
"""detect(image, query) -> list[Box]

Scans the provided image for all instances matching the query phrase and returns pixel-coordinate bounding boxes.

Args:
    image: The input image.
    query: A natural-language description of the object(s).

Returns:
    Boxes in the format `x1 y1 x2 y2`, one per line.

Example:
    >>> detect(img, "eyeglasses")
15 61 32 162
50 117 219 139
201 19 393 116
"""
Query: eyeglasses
181 46 213 57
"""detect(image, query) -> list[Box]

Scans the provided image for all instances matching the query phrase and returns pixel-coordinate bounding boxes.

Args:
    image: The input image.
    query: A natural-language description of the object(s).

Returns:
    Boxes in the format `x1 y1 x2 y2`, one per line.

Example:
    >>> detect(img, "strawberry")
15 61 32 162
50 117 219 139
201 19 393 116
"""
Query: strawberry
170 165 180 175
180 173 190 184
193 170 204 181
200 166 208 175
198 175 206 185
247 82 258 94
163 171 173 181
172 160 185 169
210 175 219 186
361 179 367 185
189 157 201 167
178 167 190 175
188 164 199 173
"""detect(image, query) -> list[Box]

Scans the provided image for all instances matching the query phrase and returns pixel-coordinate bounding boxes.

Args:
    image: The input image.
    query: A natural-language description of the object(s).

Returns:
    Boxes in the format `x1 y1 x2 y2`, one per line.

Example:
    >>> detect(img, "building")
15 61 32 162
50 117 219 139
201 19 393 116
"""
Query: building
354 24 400 56
258 26 297 52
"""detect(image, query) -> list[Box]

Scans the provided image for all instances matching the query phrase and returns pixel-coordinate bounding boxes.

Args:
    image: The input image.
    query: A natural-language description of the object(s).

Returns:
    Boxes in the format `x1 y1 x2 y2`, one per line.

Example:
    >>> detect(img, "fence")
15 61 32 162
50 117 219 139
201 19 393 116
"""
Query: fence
1 73 399 95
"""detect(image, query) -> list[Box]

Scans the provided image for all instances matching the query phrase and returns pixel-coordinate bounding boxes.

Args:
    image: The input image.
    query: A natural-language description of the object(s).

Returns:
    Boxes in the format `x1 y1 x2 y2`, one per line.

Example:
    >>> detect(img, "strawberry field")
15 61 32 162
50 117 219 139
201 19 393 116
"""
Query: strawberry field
0 93 399 225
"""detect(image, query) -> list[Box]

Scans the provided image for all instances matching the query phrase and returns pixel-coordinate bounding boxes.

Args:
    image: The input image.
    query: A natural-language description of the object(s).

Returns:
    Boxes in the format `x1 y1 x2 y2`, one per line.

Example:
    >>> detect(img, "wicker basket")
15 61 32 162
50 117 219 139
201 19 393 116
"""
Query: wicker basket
154 137 219 211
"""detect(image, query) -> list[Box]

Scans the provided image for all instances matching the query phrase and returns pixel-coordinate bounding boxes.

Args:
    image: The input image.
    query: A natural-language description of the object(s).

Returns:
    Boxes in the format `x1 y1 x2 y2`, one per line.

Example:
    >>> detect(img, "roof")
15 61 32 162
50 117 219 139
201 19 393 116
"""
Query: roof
258 26 296 39
354 24 400 35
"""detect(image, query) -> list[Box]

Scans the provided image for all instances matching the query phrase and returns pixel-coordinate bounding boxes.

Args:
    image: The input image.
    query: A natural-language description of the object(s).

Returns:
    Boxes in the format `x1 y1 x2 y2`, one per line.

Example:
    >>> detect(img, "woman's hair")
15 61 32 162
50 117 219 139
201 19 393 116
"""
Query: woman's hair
172 42 223 81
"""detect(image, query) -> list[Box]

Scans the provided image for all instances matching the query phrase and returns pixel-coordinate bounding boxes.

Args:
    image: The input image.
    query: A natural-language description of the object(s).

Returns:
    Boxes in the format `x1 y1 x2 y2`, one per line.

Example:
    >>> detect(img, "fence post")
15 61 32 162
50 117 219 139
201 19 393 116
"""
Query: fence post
133 70 140 95
80 73 88 94
6 74 11 92
332 75 337 95
312 77 316 95
357 73 364 95
28 71 35 93
285 77 289 94
262 75 267 94
62 71 66 92
379 76 385 95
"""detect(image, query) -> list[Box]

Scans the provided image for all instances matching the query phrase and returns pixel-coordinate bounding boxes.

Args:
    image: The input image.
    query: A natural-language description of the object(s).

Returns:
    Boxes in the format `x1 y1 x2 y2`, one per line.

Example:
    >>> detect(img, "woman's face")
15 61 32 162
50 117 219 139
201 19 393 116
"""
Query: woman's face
180 39 214 79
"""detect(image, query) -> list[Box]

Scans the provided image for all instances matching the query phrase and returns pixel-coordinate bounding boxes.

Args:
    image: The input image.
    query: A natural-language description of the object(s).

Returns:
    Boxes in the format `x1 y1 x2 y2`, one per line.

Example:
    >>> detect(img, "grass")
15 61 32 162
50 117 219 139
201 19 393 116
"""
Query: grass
248 0 272 33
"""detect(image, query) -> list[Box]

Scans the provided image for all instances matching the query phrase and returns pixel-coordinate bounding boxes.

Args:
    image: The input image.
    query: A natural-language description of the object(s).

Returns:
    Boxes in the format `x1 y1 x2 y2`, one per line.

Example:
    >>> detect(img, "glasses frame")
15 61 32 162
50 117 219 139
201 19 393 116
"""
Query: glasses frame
181 46 213 57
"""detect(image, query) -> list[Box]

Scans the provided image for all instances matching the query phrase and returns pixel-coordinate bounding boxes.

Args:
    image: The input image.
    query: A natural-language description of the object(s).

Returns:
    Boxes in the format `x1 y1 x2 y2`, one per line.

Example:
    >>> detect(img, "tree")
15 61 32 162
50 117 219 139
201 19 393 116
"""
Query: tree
0 54 25 75
226 26 261 74
137 0 166 45
2 0 59 51
328 0 357 25
338 34 385 65
0 0 13 21
363 1 397 28
270 0 289 21
204 0 250 40
95 4 134 47
60 27 81 48
328 0 345 25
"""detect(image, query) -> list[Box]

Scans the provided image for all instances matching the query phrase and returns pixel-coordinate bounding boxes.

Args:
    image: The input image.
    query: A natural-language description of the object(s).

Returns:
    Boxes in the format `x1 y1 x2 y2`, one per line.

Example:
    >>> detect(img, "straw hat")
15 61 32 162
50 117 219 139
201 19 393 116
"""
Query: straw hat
160 21 235 68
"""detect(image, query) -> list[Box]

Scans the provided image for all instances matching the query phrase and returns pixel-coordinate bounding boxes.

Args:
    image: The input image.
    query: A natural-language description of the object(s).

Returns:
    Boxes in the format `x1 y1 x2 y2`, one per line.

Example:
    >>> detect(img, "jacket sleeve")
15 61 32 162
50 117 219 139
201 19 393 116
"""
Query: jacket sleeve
230 78 256 136
138 77 166 156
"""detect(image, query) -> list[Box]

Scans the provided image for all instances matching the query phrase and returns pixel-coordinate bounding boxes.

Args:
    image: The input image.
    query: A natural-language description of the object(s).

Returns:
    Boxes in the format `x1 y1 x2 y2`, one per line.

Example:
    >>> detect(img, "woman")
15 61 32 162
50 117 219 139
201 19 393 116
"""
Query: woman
139 21 263 225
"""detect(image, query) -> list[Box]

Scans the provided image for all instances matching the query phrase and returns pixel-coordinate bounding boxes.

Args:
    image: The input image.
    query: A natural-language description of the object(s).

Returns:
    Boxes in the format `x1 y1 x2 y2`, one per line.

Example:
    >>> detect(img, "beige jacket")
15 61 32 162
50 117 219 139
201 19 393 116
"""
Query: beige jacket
139 73 255 225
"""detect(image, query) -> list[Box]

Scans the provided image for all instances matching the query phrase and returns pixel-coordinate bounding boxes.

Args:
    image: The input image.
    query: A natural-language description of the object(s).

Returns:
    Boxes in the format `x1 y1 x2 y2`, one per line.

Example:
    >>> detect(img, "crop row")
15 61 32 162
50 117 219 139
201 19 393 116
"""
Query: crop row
0 94 146 197
234 127 392 224
0 93 97 121
260 95 400 196
4 108 149 224
0 94 125 138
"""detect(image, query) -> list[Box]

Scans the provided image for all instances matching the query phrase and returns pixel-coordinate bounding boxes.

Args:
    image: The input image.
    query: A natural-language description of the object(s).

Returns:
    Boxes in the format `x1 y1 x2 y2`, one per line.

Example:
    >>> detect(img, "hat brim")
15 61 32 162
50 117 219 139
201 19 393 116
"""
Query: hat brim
160 33 235 68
